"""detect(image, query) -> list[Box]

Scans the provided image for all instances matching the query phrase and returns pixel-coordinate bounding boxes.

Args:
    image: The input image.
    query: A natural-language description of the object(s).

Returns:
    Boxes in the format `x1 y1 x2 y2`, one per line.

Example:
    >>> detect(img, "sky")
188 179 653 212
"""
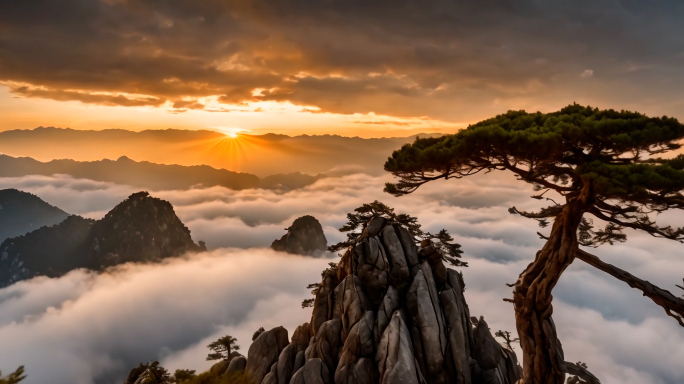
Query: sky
1 173 683 384
1 0 684 137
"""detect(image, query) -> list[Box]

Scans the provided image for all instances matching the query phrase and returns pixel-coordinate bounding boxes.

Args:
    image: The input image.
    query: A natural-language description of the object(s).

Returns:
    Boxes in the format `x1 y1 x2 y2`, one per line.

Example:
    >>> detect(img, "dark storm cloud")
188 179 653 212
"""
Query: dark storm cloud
1 0 683 119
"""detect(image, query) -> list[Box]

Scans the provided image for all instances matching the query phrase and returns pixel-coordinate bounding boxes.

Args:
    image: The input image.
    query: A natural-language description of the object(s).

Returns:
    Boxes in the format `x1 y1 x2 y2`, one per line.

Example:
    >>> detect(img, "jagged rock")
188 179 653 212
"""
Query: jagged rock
380 226 410 287
376 312 421 384
406 266 447 384
335 311 375 384
362 216 386 238
332 275 373 342
440 289 470 384
472 317 501 370
274 323 314 384
246 326 290 384
373 286 400 346
290 358 331 384
123 215 525 384
311 269 339 335
394 225 420 268
306 319 343 372
226 356 247 375
355 237 389 305
271 215 327 256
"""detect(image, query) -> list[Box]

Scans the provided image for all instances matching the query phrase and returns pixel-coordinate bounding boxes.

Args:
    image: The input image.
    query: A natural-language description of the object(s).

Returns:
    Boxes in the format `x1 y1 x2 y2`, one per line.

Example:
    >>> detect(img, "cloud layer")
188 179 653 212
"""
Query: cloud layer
1 173 684 383
1 1 684 122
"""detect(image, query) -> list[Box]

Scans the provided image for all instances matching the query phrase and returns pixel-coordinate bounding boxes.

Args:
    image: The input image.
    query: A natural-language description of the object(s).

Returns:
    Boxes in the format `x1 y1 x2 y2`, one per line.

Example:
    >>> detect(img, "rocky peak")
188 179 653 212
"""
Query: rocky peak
199 217 521 384
0 191 204 287
271 215 327 256
89 191 203 268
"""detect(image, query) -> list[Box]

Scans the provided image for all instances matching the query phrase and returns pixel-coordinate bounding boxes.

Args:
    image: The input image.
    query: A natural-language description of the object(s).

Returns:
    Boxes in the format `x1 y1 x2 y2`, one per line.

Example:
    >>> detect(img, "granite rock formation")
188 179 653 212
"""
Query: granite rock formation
0 191 204 287
271 216 328 256
246 218 520 384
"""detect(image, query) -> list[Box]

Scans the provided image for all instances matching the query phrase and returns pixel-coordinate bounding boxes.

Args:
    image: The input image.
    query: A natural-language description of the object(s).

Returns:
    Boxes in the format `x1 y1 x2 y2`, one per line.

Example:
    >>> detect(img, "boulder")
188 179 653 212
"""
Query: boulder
373 286 400 346
306 319 343 372
380 226 410 287
246 326 290 384
290 358 331 384
335 311 375 384
376 312 420 384
355 237 389 305
406 267 447 384
332 275 372 342
210 360 230 376
226 356 247 375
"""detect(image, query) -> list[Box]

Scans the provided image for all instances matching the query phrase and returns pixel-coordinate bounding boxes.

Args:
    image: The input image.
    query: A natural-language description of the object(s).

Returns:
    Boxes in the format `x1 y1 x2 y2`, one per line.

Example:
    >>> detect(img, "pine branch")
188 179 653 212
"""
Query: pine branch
575 248 684 327
565 361 601 384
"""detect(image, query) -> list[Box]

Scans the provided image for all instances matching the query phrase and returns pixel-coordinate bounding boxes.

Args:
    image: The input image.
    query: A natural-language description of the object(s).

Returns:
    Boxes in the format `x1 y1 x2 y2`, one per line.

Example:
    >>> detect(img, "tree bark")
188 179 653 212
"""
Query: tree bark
513 182 594 384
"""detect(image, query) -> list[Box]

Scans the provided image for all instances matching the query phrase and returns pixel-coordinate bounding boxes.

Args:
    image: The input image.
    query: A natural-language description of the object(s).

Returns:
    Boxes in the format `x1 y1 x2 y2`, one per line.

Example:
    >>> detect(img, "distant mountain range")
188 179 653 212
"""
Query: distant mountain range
0 189 69 243
0 127 438 176
0 191 203 287
0 154 323 191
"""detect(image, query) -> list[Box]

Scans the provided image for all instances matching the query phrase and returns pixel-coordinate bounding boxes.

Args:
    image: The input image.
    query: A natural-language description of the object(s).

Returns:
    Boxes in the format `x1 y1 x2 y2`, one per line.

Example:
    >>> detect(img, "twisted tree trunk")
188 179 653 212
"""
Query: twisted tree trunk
514 182 593 384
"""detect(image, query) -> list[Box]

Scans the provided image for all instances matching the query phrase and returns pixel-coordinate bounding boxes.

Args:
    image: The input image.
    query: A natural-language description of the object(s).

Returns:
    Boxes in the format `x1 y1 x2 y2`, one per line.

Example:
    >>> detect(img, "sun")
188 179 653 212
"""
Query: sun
210 126 245 138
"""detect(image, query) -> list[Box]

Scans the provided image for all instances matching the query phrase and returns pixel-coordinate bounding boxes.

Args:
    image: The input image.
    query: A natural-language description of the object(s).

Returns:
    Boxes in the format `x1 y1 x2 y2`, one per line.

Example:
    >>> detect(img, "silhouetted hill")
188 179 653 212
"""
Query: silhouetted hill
0 127 442 176
0 155 323 191
0 192 203 287
271 215 327 256
0 189 69 243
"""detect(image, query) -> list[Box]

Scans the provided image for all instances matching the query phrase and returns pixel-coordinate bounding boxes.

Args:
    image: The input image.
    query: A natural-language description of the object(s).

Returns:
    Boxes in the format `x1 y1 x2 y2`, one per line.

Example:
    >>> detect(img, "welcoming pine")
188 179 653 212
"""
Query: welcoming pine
385 104 684 384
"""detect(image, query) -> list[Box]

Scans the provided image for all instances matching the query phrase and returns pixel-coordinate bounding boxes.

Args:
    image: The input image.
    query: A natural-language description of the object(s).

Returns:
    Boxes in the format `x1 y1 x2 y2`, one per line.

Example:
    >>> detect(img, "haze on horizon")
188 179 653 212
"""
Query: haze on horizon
1 1 684 137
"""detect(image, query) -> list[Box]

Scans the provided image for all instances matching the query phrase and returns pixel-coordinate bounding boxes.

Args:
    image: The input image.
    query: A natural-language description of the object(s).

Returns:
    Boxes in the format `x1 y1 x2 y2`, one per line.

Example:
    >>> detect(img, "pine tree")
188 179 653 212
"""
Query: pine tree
385 104 684 384
207 335 240 361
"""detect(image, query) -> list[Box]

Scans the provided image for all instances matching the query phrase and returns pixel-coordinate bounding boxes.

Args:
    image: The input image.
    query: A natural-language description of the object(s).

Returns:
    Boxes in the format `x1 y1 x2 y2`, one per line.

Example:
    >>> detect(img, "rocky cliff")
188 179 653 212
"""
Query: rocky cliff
271 216 328 257
0 191 203 287
203 216 521 384
0 188 69 243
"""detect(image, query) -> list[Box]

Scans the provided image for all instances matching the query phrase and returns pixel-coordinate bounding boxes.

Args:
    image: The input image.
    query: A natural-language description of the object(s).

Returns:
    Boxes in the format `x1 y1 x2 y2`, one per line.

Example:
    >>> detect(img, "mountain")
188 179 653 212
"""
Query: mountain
126 217 523 384
0 189 69 243
271 215 328 256
0 191 203 287
0 127 439 176
0 155 323 191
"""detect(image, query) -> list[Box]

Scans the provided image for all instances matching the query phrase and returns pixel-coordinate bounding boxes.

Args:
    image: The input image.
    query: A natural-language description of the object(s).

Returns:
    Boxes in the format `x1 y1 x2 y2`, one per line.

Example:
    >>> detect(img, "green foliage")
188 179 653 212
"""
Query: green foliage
0 366 26 384
174 369 197 383
136 362 172 384
179 369 254 384
207 335 240 361
328 200 466 267
252 327 265 341
385 104 684 245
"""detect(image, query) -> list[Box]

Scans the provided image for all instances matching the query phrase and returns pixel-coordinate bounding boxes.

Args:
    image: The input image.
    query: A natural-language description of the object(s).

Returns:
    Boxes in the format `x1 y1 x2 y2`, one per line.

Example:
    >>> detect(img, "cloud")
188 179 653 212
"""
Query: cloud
1 172 684 383
581 69 595 78
0 249 330 384
1 1 684 121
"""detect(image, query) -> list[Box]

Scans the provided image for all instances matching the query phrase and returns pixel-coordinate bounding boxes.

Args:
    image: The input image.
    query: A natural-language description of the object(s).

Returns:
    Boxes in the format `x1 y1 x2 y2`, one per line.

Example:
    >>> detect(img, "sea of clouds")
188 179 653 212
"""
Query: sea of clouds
0 173 683 384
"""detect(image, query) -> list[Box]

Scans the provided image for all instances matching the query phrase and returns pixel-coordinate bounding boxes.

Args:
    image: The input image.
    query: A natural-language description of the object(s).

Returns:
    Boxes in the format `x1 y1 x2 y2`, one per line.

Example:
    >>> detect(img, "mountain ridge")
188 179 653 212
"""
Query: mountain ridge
0 191 203 287
0 189 70 243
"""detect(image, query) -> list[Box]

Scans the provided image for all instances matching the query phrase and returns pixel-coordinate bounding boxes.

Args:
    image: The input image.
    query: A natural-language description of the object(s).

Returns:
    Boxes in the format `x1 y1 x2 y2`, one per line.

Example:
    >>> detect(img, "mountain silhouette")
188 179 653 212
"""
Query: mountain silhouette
0 189 69 243
0 155 322 191
0 191 203 287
